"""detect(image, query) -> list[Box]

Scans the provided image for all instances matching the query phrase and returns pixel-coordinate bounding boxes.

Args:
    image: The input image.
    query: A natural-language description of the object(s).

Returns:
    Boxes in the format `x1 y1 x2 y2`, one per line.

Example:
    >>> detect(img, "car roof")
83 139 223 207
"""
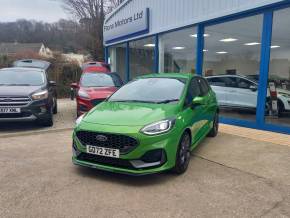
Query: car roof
205 74 258 84
0 67 45 72
13 59 51 70
138 73 195 80
206 74 249 78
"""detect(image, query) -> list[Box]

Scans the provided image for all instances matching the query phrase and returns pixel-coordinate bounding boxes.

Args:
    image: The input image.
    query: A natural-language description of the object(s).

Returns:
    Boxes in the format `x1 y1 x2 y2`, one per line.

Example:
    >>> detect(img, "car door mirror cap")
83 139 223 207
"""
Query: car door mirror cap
191 96 205 108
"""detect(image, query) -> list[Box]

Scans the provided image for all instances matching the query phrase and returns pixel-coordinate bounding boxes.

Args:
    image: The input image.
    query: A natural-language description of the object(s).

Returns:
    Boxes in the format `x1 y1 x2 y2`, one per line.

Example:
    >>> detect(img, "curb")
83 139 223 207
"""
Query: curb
0 127 74 138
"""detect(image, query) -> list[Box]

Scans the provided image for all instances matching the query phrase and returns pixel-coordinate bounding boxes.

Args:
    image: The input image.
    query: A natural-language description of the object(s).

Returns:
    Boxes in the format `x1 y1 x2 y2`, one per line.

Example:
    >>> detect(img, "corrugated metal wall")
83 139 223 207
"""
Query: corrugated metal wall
105 0 284 45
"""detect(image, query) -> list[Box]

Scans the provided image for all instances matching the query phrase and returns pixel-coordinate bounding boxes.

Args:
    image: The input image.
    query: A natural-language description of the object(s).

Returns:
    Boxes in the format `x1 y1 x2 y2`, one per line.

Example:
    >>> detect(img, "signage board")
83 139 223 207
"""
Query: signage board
104 8 149 44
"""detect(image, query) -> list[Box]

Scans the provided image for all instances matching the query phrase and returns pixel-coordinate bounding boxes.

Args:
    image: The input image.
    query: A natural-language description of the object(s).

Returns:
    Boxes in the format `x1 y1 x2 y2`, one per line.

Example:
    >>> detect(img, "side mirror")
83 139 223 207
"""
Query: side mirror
249 85 258 91
191 96 205 109
49 81 56 86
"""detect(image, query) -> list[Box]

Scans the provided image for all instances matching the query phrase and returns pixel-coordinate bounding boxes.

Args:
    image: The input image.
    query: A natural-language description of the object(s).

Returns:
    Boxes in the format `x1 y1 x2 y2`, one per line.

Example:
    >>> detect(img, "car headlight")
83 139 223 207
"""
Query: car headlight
31 90 48 100
75 114 85 126
141 118 176 135
78 90 90 99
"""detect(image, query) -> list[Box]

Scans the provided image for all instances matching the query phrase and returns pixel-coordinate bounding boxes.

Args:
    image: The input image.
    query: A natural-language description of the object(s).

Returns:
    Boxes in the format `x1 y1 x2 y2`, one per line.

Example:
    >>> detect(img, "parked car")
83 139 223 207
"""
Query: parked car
71 61 123 117
72 73 219 175
206 74 290 115
0 59 57 126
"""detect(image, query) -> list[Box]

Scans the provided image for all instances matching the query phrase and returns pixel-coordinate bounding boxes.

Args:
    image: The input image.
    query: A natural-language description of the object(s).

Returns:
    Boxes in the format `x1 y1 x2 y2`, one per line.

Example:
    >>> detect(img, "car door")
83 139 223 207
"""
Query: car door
197 78 214 130
219 76 240 107
207 77 227 106
234 78 258 108
182 78 205 144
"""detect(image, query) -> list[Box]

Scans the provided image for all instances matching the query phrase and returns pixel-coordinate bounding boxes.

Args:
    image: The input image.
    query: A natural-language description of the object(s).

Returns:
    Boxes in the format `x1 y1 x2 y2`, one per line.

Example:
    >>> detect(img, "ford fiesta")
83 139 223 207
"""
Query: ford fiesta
71 62 122 117
72 73 219 175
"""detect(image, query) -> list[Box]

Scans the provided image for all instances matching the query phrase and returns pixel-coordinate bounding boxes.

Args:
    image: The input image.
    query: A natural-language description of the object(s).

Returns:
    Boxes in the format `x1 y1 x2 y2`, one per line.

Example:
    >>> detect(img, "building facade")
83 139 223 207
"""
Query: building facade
103 0 290 134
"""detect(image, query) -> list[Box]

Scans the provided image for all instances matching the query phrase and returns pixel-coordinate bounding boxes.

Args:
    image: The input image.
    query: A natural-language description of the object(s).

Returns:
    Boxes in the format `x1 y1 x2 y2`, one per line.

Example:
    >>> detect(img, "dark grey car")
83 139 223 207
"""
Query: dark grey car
0 60 57 127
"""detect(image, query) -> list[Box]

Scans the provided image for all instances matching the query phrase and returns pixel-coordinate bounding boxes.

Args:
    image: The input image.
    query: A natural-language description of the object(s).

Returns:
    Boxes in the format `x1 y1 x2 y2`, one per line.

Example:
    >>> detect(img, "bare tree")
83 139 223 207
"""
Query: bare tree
106 0 124 13
61 0 123 60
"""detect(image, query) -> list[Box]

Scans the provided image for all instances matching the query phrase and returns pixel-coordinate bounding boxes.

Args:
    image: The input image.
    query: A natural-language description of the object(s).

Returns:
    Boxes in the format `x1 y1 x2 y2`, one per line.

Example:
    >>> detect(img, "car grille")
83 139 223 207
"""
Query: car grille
77 153 135 170
0 96 31 107
76 131 138 154
0 112 32 119
91 99 106 106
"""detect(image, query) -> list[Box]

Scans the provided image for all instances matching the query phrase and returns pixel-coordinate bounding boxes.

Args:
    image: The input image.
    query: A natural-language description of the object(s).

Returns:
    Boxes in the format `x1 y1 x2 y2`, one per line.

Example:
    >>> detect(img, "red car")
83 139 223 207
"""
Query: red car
71 62 123 117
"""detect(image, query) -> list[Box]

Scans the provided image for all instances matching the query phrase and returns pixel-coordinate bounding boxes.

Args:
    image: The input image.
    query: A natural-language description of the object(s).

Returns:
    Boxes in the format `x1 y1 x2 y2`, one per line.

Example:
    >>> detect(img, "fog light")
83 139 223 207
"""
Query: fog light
141 149 165 163
130 149 167 169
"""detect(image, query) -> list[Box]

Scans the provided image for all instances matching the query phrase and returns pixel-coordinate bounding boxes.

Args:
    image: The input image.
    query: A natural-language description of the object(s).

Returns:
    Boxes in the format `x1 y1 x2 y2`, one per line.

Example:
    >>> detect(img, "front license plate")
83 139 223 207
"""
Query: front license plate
0 108 21 114
86 145 120 158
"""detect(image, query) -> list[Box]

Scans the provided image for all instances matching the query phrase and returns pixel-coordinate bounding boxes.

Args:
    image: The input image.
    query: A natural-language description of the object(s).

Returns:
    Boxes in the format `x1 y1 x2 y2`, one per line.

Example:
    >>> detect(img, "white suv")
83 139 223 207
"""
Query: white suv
206 75 290 115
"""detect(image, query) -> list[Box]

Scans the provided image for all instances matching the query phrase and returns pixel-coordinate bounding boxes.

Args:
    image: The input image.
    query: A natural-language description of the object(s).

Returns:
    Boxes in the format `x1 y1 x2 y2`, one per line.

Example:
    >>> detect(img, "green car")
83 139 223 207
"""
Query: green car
72 73 219 175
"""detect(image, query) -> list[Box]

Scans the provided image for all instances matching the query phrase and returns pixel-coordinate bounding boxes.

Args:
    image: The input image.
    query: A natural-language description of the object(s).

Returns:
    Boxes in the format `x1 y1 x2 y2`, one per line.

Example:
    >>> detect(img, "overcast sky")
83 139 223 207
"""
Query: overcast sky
0 0 69 23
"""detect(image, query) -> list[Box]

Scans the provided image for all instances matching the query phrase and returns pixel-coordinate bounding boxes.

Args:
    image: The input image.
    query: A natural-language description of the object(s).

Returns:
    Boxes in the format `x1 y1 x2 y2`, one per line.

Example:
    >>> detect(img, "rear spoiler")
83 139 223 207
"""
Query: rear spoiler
13 59 51 70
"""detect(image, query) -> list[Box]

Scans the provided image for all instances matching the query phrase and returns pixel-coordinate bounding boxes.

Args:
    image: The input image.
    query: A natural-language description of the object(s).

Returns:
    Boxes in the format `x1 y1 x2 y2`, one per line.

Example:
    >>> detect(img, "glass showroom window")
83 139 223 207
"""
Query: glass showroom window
159 27 197 73
129 37 155 79
109 43 126 82
203 15 263 122
265 8 290 127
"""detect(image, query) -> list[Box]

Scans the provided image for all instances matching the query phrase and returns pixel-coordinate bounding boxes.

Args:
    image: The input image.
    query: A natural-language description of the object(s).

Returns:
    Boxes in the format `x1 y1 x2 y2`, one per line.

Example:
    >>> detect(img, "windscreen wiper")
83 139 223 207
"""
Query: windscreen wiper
156 99 180 104
6 84 31 86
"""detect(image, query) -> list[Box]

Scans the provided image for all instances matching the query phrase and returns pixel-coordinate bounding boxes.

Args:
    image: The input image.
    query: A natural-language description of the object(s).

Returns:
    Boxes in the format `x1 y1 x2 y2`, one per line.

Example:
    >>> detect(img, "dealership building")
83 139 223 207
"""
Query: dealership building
103 0 290 134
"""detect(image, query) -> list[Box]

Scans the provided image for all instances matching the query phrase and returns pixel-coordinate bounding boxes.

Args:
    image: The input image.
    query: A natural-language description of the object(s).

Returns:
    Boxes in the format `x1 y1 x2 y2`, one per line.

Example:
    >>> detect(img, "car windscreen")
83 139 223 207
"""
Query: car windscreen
108 77 187 104
0 69 45 86
80 73 122 87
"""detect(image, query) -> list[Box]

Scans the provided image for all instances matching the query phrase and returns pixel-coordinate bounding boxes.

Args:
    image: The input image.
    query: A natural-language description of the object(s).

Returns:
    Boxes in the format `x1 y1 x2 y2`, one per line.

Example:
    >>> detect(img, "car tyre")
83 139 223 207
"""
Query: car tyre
172 131 191 174
38 107 54 127
277 100 284 117
208 112 219 137
53 98 58 114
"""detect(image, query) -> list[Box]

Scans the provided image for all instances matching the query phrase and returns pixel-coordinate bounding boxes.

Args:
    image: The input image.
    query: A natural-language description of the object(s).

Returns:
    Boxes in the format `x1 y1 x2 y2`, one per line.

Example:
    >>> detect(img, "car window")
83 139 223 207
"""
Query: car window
196 78 210 96
185 78 201 106
207 77 227 87
236 78 254 89
199 78 210 95
223 77 237 88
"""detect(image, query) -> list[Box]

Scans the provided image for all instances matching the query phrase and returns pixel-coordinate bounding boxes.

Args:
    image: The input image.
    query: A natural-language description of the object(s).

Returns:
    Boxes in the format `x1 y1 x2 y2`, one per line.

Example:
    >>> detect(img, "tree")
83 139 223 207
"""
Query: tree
0 19 87 53
61 0 123 60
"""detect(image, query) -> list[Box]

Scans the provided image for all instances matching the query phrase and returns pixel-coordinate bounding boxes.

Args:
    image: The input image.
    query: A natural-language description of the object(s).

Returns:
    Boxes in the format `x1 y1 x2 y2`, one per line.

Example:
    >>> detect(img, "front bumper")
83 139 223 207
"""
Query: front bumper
72 122 182 175
0 99 51 122
72 155 168 176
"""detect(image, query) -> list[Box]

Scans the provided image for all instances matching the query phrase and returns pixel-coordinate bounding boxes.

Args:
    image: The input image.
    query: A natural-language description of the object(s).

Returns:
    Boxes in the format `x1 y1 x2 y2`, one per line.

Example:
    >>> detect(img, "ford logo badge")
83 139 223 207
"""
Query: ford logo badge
3 98 12 102
96 135 108 142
